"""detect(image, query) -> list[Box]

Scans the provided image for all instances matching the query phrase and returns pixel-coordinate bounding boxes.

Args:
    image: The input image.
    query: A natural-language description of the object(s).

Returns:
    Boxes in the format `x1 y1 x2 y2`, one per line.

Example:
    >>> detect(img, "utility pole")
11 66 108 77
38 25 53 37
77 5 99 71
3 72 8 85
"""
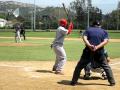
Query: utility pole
87 6 90 28
87 0 92 28
117 1 120 30
33 0 36 31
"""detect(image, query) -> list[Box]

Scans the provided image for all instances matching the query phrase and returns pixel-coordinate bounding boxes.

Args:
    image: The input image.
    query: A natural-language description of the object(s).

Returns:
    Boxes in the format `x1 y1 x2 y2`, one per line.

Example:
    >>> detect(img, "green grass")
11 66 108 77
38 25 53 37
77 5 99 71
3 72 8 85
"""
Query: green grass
0 31 120 61
0 37 120 61
0 39 54 61
109 32 120 39
106 42 120 59
0 30 120 38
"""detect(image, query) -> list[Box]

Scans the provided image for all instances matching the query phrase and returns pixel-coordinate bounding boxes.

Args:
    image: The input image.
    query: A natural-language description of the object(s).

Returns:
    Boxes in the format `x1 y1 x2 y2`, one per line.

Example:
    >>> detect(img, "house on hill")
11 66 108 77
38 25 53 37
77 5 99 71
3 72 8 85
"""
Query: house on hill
0 18 7 27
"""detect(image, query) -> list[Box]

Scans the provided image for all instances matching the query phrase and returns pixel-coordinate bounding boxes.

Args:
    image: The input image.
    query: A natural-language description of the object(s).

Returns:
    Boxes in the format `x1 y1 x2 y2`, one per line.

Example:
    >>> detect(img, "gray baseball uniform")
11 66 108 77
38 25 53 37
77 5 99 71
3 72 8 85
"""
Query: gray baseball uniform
15 24 21 43
52 26 68 72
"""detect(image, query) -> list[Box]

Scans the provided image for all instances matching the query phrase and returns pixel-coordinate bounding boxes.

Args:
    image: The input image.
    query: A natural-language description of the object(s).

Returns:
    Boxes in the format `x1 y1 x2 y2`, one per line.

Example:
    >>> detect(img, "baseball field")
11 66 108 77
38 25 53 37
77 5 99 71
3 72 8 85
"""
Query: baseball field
0 31 120 90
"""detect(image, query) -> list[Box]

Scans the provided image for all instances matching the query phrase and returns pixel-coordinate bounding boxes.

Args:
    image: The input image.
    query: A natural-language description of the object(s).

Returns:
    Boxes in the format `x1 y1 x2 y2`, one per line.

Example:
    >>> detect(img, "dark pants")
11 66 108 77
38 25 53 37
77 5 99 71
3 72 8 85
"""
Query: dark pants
84 63 91 75
20 31 25 40
84 50 108 76
71 47 115 84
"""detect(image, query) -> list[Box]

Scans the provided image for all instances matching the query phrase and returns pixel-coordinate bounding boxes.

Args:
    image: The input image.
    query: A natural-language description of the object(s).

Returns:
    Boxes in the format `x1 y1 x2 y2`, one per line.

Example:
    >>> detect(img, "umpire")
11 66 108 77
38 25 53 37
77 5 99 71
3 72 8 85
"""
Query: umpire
70 21 115 86
20 23 26 40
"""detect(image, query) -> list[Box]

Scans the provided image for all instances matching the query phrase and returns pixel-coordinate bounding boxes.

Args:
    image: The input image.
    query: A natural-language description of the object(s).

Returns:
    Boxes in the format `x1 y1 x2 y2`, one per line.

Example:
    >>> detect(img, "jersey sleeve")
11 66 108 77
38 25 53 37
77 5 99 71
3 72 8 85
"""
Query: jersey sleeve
60 27 68 35
83 30 88 37
104 30 109 39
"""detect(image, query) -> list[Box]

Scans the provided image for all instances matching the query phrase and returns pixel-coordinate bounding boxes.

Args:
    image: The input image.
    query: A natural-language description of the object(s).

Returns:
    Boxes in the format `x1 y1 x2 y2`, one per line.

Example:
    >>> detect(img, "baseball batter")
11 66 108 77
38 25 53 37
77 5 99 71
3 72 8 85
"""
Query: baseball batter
51 18 73 75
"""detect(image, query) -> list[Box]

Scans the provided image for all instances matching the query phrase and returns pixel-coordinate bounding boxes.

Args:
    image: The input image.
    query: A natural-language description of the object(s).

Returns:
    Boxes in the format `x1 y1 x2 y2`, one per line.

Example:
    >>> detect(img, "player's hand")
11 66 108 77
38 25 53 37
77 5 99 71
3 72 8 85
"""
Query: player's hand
93 46 100 51
67 22 74 34
88 45 95 51
69 22 74 30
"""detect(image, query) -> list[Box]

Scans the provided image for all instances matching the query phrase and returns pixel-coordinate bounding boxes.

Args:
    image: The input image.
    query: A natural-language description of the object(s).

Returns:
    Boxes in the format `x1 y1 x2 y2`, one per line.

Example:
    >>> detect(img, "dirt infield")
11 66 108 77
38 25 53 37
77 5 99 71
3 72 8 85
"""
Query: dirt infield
0 59 120 90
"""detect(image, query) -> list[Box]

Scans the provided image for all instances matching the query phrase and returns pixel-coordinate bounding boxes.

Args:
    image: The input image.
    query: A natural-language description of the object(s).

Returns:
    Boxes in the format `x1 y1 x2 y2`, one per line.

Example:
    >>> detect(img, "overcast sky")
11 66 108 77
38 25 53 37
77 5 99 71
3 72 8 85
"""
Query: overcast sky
1 0 119 14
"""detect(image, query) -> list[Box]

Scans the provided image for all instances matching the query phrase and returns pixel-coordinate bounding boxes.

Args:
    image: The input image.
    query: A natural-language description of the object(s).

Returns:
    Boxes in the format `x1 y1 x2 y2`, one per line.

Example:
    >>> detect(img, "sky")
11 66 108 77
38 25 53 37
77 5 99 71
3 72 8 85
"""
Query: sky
1 0 120 14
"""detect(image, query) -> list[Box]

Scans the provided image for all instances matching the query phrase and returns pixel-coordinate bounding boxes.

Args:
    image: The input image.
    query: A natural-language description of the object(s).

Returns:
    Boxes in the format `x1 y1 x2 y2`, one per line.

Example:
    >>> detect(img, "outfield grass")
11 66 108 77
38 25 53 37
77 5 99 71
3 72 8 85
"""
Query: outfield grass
0 31 120 38
0 31 120 61
0 37 119 61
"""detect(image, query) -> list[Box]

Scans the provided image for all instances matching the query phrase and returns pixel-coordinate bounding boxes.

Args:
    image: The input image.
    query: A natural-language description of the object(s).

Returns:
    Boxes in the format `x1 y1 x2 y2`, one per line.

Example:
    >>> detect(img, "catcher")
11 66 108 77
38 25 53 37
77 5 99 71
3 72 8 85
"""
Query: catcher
83 50 110 80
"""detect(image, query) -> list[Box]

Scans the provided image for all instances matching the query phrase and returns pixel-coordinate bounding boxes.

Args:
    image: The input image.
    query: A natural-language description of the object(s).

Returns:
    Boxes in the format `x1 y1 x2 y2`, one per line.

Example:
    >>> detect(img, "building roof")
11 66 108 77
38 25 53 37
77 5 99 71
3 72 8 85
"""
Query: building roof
0 18 7 22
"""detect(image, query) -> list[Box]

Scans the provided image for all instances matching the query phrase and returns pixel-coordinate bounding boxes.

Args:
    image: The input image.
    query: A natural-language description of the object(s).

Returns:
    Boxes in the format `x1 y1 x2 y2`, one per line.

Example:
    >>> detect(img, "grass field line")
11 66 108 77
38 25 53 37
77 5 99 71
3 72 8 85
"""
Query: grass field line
0 64 43 72
0 43 47 46
0 64 32 71
0 37 120 42
0 61 120 71
0 61 120 68
0 64 35 73
110 61 120 66
0 64 42 78
0 61 120 79
110 62 120 70
111 67 120 70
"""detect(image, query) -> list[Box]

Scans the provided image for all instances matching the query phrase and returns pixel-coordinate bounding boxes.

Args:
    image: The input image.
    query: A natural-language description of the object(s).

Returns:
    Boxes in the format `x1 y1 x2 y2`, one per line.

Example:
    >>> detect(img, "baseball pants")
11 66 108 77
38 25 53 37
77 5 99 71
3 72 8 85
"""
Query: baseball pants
53 45 67 71
71 48 115 84
15 31 21 42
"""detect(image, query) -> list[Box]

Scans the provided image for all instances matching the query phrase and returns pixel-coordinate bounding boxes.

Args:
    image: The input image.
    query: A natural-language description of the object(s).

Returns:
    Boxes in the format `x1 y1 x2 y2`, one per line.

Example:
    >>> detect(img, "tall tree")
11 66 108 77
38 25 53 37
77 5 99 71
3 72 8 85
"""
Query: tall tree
69 0 102 29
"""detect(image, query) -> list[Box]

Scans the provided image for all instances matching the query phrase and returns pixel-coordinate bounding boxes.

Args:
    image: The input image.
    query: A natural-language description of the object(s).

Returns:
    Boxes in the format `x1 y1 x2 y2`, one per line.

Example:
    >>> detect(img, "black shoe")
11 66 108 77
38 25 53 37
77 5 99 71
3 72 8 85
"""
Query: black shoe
83 74 90 80
109 83 115 86
70 81 77 86
52 67 56 71
55 71 64 75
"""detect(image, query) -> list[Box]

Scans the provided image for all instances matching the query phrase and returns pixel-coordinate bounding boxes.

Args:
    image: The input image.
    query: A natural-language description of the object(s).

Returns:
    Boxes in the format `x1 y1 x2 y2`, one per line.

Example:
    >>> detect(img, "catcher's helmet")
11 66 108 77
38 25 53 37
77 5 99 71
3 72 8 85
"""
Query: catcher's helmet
59 19 67 27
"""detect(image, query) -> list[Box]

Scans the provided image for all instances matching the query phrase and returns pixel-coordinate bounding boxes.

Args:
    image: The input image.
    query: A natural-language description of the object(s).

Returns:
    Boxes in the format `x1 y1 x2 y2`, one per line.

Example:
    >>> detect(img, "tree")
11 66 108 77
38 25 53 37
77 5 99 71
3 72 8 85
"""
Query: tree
69 0 102 29
89 7 102 25
103 10 120 30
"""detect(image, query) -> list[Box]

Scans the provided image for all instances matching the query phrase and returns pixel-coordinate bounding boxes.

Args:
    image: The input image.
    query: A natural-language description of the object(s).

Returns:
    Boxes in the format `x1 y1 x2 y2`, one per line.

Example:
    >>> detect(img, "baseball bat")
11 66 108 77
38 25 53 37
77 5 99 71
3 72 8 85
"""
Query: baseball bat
62 3 69 17
62 3 71 22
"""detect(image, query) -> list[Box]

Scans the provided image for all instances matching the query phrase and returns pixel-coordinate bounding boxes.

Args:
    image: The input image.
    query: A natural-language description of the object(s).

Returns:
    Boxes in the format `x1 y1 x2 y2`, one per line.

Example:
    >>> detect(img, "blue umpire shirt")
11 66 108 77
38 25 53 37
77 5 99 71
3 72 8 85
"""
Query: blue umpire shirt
83 27 109 47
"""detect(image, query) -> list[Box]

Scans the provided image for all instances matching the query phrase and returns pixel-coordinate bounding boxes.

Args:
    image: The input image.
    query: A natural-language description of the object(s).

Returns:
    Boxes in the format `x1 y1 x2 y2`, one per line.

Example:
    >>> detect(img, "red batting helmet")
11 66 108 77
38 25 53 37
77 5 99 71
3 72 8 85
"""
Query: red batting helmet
59 19 67 27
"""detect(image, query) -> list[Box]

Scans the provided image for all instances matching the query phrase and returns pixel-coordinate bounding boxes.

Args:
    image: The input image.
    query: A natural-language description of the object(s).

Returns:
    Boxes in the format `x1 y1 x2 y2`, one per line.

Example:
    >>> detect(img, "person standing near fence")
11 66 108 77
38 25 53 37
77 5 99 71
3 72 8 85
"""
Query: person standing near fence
20 23 26 40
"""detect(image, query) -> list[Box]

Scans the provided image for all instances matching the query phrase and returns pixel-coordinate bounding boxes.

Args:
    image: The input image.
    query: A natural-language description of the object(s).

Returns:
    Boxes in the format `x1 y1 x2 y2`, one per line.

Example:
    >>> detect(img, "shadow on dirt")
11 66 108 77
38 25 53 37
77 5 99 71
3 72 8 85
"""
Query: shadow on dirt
35 70 53 73
79 76 103 80
57 80 108 86
57 80 72 85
